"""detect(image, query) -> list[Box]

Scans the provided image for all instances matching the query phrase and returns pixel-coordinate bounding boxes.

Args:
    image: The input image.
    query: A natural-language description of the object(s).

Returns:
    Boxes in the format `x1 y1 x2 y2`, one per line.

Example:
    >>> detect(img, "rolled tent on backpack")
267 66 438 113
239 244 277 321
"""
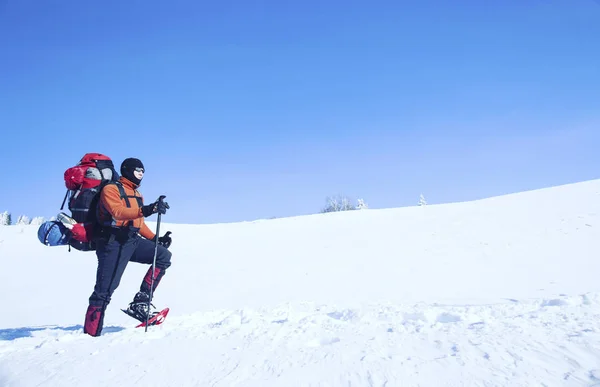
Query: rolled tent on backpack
37 221 71 246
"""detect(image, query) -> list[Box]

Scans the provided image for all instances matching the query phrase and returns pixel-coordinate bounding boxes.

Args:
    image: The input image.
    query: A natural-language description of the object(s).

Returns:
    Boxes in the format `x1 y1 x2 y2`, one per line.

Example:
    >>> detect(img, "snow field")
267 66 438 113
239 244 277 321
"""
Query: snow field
1 179 599 386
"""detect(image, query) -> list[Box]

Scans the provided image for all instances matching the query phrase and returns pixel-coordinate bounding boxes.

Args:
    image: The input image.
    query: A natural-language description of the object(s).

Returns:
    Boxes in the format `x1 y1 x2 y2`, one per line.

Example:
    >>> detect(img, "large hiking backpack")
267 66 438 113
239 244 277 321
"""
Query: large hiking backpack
37 153 119 251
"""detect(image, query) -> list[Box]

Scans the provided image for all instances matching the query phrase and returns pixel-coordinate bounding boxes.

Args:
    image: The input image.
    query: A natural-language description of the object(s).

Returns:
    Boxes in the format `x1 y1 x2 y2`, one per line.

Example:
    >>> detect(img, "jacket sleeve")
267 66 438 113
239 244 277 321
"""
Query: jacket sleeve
100 185 143 221
139 221 156 240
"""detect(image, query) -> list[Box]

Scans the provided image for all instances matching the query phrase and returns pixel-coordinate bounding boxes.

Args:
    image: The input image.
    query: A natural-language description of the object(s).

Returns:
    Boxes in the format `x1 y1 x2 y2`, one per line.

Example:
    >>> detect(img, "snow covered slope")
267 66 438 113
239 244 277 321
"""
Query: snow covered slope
1 179 600 386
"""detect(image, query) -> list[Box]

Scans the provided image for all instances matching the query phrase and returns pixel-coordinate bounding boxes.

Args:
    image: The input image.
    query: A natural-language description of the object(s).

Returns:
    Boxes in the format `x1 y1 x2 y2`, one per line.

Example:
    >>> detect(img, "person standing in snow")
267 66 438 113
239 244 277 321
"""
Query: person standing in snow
83 157 172 337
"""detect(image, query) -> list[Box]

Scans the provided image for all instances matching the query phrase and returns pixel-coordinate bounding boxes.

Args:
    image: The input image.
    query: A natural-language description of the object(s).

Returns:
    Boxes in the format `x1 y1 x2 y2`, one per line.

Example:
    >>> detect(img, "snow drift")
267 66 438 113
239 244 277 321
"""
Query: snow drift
1 179 599 386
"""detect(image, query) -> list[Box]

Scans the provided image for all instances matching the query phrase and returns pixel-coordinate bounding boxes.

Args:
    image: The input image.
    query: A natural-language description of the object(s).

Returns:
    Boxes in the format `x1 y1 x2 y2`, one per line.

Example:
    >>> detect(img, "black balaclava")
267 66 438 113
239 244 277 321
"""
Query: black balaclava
120 157 145 186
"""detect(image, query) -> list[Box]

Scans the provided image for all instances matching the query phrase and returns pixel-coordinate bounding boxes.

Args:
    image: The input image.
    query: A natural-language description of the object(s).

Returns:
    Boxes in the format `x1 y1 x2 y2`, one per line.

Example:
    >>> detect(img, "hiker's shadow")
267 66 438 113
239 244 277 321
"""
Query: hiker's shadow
0 325 125 340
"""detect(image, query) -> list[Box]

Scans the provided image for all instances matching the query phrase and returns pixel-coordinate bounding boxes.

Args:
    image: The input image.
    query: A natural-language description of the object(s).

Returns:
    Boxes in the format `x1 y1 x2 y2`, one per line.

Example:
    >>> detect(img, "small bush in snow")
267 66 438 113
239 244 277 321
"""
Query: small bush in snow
419 194 427 206
16 215 31 225
31 217 46 225
321 196 368 213
0 211 11 225
321 195 355 213
356 198 368 210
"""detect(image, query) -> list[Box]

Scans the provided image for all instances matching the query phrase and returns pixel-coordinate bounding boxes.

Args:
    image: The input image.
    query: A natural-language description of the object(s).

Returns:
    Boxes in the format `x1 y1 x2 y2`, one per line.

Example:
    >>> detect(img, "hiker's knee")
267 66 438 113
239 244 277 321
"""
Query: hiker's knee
157 246 172 269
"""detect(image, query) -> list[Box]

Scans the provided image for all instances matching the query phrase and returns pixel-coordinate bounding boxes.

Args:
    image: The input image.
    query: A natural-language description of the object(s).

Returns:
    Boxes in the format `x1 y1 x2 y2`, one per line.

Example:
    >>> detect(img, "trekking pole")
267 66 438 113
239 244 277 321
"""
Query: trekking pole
146 195 166 332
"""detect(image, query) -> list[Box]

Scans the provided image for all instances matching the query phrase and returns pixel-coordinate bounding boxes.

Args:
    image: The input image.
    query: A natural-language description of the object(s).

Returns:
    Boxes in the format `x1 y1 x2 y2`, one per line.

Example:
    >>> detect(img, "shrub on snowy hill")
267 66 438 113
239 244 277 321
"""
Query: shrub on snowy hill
321 195 368 213
356 198 368 210
0 211 11 225
0 213 49 226
31 217 45 225
16 215 31 225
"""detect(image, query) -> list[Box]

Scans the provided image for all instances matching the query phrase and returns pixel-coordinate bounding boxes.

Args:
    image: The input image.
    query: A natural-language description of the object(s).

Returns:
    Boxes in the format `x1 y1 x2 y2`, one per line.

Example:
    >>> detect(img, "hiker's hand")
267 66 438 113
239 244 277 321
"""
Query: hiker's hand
141 203 155 217
158 231 172 249
156 199 170 215
141 198 169 217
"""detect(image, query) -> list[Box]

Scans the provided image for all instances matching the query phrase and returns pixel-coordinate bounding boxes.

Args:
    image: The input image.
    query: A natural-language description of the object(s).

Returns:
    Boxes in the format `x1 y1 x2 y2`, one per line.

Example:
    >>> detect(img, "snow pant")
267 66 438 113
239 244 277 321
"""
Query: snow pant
83 227 172 337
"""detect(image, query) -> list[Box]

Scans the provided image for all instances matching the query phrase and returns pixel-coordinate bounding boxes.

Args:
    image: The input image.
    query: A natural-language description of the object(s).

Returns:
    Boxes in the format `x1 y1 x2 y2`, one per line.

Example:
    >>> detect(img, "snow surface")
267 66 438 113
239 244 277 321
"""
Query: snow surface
1 179 600 386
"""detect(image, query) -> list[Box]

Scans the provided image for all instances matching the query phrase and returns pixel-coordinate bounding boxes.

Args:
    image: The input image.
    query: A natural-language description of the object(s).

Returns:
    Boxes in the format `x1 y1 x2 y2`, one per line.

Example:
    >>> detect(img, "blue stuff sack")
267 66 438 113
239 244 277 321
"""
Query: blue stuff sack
37 221 71 246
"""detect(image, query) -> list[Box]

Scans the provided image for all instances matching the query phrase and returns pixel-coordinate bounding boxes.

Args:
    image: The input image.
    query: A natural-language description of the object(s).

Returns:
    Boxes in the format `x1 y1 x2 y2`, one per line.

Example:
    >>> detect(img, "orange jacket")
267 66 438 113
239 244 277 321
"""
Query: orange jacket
97 177 155 240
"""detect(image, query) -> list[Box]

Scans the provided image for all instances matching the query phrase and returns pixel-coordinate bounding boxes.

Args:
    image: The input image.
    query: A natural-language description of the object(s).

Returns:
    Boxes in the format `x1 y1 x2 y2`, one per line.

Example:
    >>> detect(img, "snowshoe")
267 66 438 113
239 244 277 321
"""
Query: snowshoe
122 292 157 321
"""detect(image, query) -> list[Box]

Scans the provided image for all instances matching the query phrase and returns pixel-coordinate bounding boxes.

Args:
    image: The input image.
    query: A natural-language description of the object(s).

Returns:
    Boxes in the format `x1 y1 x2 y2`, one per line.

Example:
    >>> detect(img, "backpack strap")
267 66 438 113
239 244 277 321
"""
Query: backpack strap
133 191 143 208
60 190 70 211
115 181 130 208
114 181 143 208
105 181 143 228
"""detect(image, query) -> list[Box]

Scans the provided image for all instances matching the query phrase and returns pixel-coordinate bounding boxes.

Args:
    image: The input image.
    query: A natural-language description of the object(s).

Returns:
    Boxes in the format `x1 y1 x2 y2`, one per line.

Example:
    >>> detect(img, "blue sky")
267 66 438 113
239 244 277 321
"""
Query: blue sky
1 0 599 224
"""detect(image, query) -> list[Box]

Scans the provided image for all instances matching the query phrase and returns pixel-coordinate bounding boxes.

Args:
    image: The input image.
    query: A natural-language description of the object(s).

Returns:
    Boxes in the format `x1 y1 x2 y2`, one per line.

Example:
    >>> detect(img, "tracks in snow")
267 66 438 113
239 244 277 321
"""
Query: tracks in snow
1 293 600 386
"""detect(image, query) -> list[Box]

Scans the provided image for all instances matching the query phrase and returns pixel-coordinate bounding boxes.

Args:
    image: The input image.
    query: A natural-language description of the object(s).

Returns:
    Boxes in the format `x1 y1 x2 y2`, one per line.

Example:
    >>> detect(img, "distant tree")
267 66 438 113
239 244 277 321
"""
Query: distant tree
31 216 45 225
0 211 10 225
321 195 361 213
356 198 368 210
418 194 427 206
16 215 31 225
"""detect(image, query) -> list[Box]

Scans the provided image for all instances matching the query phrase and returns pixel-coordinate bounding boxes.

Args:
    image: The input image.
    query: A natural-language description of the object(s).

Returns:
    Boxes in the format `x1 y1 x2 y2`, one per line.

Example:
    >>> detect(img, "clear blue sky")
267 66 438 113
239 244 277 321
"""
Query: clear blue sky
1 0 599 224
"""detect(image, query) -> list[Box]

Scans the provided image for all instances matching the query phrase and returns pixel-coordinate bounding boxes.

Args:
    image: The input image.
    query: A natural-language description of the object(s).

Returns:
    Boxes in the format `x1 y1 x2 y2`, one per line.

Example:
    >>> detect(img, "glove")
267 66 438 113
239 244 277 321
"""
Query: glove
141 197 170 217
157 200 170 214
156 231 172 248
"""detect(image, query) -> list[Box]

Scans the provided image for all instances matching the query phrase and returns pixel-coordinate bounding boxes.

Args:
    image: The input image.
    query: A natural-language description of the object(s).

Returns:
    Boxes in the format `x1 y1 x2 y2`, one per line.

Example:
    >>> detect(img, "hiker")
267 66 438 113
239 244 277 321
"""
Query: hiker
83 157 172 337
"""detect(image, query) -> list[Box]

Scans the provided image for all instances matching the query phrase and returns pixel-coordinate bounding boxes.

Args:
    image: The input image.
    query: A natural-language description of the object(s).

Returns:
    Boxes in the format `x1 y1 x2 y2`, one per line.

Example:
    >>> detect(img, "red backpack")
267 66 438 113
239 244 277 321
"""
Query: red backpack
60 153 119 251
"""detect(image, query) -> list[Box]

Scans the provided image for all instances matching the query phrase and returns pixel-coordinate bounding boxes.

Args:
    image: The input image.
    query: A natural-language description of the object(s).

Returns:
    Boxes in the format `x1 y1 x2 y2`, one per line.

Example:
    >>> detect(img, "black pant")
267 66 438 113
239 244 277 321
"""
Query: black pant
84 228 171 336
